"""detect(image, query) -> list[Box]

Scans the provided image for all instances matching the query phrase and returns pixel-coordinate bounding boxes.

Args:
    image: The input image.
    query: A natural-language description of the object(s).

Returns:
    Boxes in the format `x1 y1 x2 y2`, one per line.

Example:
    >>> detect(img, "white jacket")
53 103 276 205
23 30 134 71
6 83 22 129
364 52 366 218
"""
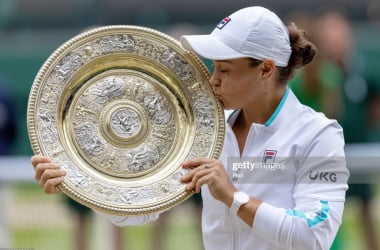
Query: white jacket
202 88 349 250
105 88 349 250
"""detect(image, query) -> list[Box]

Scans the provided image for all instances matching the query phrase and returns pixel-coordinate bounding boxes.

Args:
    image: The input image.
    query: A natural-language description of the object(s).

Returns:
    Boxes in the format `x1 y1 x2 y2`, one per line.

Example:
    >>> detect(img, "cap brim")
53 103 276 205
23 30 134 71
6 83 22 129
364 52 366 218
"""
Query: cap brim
181 35 246 60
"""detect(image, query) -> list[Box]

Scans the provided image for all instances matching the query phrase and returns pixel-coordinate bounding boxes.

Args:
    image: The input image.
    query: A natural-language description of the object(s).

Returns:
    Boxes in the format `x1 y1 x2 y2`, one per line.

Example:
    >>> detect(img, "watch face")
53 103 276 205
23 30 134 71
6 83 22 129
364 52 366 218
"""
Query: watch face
236 191 250 203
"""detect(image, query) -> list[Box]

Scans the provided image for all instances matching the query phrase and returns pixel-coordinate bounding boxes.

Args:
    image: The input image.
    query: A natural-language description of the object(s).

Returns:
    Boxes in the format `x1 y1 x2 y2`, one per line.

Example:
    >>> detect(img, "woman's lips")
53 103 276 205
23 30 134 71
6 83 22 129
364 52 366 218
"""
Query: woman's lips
213 93 224 106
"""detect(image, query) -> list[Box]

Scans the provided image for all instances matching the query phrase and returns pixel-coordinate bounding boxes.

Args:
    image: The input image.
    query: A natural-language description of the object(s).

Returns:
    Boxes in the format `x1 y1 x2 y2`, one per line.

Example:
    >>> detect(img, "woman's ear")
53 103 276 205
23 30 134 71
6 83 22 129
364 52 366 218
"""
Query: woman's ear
261 60 276 80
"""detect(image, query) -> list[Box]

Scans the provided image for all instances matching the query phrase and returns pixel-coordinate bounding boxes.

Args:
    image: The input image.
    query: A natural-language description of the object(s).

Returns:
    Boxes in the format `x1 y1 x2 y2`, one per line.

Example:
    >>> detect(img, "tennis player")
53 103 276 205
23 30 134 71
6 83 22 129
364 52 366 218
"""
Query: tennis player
32 6 349 250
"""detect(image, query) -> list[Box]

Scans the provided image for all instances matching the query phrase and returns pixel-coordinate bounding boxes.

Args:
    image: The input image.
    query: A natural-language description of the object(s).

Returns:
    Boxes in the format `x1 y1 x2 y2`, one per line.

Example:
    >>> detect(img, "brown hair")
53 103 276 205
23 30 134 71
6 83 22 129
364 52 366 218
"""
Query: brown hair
277 22 317 84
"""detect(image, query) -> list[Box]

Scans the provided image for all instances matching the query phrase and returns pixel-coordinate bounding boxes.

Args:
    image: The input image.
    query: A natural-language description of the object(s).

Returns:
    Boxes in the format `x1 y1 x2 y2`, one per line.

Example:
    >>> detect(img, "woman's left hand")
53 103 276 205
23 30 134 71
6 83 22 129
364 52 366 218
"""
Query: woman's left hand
180 158 236 205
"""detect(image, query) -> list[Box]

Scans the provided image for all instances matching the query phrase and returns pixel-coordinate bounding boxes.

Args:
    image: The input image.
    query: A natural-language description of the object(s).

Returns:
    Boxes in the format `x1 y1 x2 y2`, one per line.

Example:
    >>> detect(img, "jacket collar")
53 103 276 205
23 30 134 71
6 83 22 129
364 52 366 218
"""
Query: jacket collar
226 87 295 130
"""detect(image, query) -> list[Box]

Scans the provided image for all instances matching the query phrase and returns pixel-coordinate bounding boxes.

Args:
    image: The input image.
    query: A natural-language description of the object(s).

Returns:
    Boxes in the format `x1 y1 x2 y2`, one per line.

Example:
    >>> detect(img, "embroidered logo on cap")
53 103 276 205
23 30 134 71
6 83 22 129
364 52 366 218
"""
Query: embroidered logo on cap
216 17 231 29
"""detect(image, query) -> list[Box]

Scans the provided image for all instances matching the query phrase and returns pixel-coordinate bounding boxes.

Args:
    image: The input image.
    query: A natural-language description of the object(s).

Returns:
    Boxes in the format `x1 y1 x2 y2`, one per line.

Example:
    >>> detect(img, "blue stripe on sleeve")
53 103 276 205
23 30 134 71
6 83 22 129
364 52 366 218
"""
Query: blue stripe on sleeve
286 200 329 227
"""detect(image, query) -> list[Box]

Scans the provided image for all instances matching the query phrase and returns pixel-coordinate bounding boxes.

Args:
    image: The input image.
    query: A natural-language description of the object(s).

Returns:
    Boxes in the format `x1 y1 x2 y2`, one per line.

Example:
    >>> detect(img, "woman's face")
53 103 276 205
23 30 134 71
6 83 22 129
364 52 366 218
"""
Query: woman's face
210 58 263 110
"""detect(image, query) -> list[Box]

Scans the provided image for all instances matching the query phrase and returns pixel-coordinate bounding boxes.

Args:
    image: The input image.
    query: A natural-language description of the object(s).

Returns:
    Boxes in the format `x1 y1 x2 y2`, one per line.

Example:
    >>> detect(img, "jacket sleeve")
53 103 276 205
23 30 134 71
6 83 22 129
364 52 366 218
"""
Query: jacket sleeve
253 198 345 249
96 211 160 227
252 122 349 249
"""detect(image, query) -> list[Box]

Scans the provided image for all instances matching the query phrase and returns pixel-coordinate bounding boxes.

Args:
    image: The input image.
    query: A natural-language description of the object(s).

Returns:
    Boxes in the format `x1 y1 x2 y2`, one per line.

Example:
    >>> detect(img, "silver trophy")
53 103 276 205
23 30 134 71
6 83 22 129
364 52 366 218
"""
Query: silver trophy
27 25 225 215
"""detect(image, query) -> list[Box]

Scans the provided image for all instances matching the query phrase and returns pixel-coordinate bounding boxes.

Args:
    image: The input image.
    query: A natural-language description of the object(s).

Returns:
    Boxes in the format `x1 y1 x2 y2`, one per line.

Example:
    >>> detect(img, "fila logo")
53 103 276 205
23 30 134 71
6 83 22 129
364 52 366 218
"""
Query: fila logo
216 17 231 29
263 150 277 164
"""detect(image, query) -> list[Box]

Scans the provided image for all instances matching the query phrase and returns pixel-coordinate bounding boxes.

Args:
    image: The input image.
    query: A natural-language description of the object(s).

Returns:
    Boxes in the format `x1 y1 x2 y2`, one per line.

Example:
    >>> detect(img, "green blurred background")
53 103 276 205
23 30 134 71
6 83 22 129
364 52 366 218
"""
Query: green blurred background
0 0 379 249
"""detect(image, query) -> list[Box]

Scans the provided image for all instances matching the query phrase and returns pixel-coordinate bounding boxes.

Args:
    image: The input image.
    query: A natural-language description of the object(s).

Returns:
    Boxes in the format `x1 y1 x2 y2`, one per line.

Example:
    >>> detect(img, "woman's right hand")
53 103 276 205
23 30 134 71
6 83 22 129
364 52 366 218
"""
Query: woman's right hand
31 155 66 194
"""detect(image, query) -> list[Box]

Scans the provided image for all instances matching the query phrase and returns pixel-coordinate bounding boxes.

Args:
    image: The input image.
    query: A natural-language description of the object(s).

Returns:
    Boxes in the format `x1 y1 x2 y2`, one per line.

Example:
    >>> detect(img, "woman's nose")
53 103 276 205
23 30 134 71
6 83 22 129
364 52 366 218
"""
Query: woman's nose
210 74 220 86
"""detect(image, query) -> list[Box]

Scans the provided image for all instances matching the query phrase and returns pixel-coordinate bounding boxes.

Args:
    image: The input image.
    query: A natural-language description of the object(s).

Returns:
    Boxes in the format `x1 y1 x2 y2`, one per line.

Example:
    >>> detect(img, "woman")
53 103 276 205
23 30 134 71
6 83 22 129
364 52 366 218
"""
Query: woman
32 6 349 250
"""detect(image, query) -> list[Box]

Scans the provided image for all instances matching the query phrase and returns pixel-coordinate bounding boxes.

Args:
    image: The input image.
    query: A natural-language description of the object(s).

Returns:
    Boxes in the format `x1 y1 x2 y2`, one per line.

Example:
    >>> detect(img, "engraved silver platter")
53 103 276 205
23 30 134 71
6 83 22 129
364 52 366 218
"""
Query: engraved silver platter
27 25 225 215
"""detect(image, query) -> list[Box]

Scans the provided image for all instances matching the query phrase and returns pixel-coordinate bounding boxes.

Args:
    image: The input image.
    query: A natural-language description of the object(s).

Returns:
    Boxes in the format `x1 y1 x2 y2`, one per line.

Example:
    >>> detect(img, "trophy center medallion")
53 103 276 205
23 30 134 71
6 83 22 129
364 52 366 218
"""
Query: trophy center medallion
110 107 141 139
100 100 149 147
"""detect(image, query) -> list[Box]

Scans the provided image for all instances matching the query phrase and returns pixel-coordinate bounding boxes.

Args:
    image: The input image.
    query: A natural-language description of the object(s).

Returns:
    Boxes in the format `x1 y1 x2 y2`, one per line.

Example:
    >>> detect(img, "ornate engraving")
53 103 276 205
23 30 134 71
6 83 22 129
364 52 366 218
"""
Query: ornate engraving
38 109 58 143
194 97 215 128
100 34 135 53
120 189 139 204
135 39 164 60
52 52 83 83
127 144 160 173
110 107 141 139
75 123 105 156
144 92 172 124
161 50 193 80
89 76 124 104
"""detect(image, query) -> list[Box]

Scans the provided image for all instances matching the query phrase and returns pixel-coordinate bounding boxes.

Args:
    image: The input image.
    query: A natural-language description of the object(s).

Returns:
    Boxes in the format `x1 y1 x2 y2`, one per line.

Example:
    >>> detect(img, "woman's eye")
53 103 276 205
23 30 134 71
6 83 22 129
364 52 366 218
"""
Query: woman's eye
212 63 229 74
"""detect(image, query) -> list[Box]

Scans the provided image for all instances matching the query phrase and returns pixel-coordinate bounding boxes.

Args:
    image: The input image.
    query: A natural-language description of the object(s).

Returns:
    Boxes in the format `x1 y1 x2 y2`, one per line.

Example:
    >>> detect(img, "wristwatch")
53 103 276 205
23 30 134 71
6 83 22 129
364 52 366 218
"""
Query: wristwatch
230 191 250 215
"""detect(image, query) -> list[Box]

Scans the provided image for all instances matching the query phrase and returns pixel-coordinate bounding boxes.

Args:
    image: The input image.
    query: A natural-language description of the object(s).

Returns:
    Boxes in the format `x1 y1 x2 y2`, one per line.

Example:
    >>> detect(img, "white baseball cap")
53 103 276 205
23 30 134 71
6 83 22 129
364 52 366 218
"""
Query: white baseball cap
181 6 292 67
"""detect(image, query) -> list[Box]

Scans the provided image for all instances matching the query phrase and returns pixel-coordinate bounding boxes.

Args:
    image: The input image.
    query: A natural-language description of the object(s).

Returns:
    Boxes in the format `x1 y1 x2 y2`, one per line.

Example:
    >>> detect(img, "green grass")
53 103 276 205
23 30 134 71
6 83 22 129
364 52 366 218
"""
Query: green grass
8 183 203 250
333 196 380 250
10 222 203 250
12 228 72 250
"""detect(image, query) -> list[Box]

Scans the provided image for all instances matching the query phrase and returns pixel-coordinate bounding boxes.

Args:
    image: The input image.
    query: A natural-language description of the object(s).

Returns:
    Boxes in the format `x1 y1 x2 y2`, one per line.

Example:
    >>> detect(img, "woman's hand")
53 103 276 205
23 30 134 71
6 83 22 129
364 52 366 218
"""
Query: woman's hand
31 155 66 194
180 158 236 206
